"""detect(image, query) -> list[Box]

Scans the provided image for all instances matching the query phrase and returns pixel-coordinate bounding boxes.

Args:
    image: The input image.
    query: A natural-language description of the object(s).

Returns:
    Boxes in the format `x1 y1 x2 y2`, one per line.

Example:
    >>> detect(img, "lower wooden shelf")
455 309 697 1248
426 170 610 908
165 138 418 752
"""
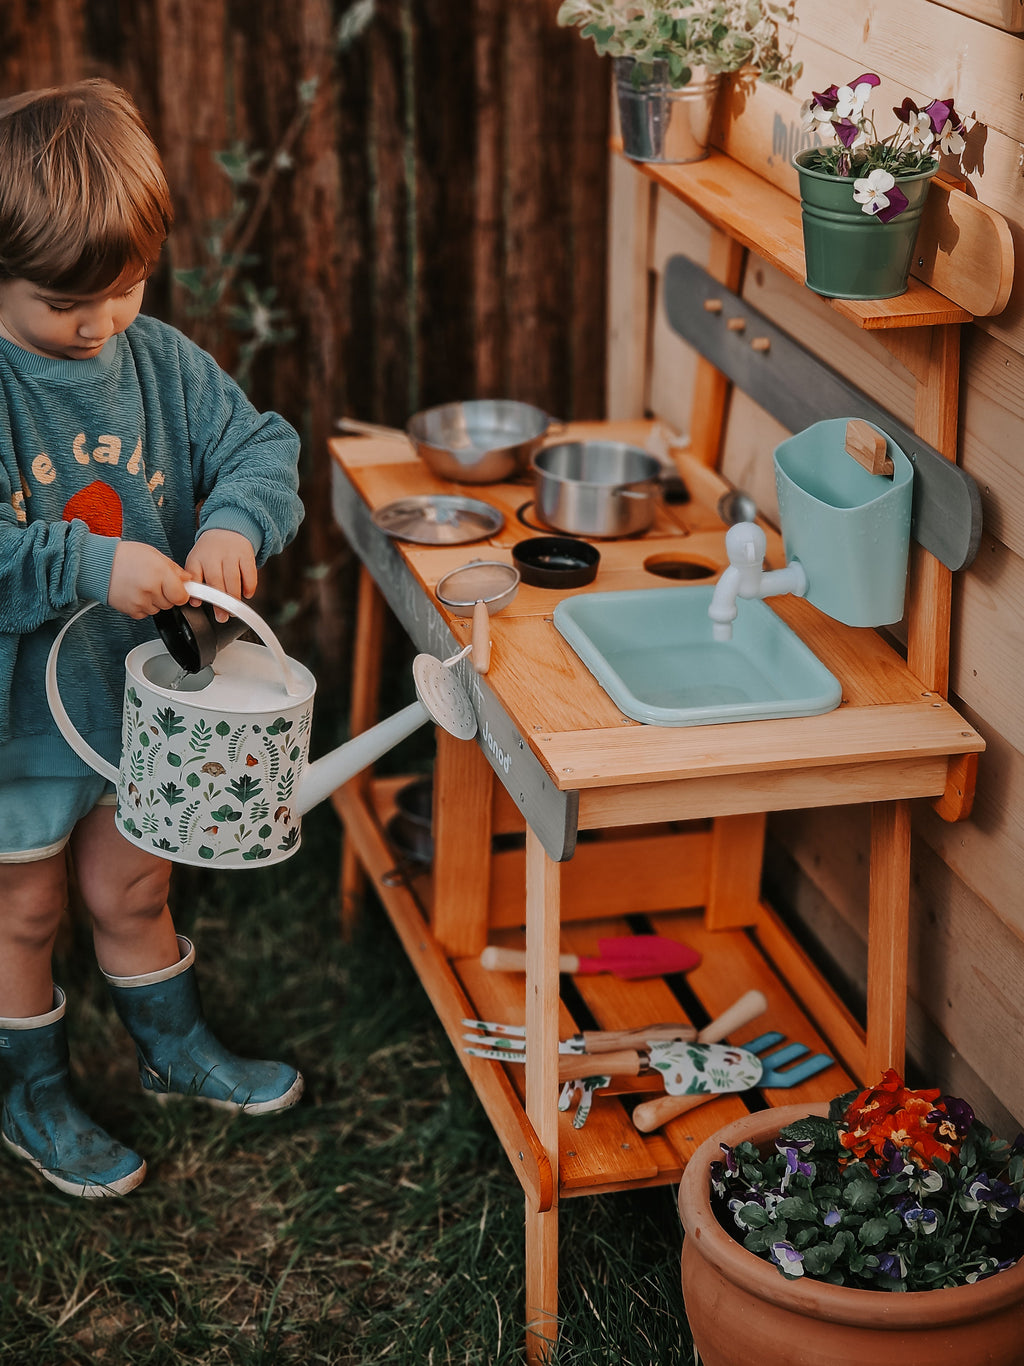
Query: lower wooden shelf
333 775 857 1205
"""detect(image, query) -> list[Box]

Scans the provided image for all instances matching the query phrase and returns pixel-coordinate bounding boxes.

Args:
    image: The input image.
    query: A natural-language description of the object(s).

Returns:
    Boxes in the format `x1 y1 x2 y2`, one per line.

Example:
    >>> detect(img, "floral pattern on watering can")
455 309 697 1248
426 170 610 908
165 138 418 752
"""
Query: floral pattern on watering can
115 687 313 865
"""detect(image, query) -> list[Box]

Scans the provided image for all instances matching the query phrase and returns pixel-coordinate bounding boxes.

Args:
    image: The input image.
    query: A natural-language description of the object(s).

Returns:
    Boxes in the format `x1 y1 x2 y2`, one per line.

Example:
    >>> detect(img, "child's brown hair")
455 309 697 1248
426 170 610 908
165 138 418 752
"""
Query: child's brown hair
0 78 173 293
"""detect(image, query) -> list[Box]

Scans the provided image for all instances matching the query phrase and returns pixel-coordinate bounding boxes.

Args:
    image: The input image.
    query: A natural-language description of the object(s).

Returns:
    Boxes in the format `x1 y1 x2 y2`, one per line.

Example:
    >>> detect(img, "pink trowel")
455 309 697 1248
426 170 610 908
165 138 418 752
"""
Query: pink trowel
480 935 701 980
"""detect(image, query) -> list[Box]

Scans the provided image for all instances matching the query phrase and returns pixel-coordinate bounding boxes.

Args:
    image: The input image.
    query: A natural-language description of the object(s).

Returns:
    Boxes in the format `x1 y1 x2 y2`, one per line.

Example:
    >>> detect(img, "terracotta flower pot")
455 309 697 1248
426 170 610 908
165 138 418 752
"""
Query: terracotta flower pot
793 150 937 301
677 1103 1024 1366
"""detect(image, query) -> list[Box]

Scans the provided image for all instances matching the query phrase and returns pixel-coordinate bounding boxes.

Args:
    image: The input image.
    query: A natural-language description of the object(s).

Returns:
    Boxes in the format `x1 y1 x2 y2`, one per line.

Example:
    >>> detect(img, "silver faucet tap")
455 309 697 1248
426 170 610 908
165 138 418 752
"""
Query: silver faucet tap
708 522 808 642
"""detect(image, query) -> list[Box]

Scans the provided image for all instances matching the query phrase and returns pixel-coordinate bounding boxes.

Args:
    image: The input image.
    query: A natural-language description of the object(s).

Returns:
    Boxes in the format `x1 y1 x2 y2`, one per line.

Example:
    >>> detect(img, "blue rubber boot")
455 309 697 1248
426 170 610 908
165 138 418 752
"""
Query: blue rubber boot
103 937 303 1115
0 988 147 1197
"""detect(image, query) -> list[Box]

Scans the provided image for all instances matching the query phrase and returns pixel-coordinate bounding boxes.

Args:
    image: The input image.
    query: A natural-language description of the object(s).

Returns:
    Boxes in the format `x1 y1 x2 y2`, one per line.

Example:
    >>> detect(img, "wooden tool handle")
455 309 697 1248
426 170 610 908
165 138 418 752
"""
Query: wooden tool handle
632 1090 712 1131
583 1023 697 1051
697 989 767 1045
630 988 768 1133
480 946 579 973
471 599 491 674
557 1049 642 1084
844 419 893 477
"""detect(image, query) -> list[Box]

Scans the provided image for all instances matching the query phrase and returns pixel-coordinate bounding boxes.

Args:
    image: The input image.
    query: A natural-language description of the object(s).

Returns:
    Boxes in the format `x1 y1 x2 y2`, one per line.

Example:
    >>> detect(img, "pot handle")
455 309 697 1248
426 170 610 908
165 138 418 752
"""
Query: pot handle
45 601 120 785
335 416 408 442
181 581 306 698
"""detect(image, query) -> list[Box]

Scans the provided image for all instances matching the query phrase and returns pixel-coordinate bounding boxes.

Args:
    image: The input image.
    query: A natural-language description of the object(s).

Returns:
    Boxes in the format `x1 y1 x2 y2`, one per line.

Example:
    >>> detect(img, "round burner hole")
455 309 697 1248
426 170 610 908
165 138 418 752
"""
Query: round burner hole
643 554 717 581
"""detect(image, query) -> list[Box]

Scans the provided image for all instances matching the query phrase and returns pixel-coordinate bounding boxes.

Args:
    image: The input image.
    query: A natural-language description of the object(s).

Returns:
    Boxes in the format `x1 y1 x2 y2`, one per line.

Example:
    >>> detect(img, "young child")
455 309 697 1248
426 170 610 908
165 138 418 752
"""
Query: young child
0 79 306 1197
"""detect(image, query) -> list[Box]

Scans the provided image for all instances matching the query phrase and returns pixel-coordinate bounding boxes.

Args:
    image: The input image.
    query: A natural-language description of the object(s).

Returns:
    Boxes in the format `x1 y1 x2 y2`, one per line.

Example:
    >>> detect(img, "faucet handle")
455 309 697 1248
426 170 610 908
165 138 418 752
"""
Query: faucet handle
724 520 766 567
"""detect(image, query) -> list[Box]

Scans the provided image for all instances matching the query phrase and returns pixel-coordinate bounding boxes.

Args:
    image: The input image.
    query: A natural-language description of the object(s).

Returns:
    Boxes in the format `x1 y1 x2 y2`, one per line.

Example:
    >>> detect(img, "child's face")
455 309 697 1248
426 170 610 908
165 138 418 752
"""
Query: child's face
0 274 146 360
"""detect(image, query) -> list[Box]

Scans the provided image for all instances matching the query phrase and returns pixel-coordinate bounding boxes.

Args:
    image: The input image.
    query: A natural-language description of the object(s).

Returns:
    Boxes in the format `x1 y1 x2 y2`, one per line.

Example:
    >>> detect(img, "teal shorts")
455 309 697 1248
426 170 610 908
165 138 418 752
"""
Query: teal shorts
0 775 117 864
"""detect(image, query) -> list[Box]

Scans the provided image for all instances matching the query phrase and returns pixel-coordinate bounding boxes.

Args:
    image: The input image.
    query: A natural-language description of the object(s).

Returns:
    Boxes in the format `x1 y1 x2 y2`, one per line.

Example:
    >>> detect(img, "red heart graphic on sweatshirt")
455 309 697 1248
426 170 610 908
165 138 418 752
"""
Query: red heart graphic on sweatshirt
62 480 123 536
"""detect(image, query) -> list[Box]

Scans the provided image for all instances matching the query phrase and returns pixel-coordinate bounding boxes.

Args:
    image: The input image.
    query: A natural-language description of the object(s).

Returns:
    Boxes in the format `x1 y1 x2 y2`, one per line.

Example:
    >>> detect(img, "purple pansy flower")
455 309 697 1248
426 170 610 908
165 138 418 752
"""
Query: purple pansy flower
893 97 920 125
930 1096 975 1137
877 1252 906 1281
875 184 909 224
770 1241 805 1277
833 117 862 149
809 83 840 114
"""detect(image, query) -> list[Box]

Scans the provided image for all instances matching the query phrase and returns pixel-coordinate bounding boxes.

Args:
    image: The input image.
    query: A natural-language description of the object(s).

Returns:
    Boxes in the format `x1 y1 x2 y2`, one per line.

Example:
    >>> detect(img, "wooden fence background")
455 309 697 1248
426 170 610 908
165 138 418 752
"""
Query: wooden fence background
0 0 610 686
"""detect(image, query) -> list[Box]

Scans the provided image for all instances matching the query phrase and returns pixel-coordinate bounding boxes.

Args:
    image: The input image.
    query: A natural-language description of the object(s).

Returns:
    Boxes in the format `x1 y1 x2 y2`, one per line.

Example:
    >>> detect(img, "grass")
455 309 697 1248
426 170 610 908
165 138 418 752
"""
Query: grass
0 712 696 1365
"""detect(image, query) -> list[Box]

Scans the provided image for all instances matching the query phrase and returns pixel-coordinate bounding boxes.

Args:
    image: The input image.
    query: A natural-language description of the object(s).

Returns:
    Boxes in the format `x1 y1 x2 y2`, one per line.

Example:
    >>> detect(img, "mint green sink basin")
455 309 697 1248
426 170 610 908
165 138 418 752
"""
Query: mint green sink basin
553 586 841 727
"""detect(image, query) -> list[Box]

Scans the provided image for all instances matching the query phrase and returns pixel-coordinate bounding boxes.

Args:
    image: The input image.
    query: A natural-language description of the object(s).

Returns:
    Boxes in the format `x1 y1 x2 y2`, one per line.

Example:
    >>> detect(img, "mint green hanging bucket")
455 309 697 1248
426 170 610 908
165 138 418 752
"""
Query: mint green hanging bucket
773 419 913 627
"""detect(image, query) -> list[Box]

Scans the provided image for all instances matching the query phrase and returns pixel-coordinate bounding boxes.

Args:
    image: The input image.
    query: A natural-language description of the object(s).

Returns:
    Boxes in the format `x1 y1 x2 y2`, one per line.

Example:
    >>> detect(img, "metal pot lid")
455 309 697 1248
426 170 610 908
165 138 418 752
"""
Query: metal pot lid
372 494 504 545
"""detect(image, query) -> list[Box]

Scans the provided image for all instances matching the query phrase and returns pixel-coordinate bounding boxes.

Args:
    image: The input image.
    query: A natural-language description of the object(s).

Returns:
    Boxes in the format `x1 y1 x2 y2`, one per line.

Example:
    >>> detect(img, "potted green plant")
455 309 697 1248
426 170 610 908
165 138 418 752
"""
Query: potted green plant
676 1072 1024 1365
556 0 799 164
793 72 971 300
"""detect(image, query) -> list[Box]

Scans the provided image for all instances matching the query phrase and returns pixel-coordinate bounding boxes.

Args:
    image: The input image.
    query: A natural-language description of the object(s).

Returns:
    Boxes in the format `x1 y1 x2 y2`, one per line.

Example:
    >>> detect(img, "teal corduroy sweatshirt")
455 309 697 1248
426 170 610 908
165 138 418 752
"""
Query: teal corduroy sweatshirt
0 313 303 783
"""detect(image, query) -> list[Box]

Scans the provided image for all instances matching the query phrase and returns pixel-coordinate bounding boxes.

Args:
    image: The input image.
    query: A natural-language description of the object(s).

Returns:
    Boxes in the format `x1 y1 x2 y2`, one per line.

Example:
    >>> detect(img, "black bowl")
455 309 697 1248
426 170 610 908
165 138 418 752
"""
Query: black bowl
512 535 600 588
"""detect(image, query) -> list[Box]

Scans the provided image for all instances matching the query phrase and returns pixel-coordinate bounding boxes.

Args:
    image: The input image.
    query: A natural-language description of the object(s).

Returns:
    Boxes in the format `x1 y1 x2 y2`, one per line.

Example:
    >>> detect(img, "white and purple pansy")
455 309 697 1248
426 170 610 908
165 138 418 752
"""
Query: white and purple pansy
898 1199 939 1234
769 1241 805 1277
853 168 910 223
834 72 880 120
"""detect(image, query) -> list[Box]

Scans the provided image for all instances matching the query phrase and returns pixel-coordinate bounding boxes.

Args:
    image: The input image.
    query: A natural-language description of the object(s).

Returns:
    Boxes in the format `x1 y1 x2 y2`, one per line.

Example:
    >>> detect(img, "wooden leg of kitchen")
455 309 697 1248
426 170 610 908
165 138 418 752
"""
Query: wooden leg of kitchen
431 733 494 956
705 811 766 930
338 566 387 939
524 827 562 1363
865 799 911 1080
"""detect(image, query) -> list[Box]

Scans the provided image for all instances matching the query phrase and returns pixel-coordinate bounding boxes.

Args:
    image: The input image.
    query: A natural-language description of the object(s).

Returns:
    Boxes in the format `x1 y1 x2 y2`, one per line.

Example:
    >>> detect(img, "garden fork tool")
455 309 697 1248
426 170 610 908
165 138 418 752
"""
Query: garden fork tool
464 990 768 1129
631 1029 835 1132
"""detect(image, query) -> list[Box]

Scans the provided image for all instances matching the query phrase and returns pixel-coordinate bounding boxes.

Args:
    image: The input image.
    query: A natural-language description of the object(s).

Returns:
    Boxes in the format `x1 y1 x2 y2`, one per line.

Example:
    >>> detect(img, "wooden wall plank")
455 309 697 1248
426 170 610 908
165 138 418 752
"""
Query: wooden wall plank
605 152 654 419
788 0 1024 144
960 328 1024 559
929 0 1024 31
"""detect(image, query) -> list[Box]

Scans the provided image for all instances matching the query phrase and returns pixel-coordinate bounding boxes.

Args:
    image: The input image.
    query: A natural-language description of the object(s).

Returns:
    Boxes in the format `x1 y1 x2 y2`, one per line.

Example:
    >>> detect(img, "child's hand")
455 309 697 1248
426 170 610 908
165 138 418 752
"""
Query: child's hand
108 542 191 619
184 530 258 621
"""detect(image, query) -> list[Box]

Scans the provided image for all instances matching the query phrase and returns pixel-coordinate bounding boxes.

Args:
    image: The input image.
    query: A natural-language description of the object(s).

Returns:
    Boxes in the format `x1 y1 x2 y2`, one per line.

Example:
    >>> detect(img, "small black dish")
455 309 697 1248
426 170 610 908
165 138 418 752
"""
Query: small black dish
512 535 600 589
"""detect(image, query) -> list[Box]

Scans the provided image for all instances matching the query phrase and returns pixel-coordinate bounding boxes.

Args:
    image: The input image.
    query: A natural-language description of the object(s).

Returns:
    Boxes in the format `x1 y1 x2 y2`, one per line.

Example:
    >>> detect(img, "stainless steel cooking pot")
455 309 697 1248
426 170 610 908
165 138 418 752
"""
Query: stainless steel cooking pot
338 399 555 483
532 441 663 538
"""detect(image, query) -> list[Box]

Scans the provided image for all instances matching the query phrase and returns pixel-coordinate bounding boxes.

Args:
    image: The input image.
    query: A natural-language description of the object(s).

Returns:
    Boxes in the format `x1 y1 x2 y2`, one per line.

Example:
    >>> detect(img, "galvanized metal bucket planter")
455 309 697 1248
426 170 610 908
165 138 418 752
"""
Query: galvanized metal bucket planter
615 58 720 164
793 150 937 300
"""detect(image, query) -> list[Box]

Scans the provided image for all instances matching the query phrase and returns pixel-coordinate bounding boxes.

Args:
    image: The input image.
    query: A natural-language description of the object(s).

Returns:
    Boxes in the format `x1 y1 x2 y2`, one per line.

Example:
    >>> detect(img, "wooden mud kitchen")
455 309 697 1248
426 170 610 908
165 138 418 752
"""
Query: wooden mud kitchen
328 83 1012 1366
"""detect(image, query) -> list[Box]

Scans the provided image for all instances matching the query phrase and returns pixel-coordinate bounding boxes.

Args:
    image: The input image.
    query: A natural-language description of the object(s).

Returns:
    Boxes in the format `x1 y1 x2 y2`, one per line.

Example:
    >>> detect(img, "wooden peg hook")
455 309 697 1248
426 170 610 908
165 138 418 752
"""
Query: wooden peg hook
845 419 893 477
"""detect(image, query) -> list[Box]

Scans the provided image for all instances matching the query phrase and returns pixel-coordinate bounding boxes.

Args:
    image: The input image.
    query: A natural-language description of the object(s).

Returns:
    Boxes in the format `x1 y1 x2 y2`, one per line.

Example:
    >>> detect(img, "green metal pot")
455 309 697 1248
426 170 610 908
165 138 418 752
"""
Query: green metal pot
792 150 937 301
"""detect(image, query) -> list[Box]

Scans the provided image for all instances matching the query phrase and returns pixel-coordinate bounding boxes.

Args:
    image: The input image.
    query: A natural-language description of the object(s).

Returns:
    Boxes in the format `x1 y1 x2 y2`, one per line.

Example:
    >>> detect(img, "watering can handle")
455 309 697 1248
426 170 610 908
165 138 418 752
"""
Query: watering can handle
45 600 120 785
180 581 306 698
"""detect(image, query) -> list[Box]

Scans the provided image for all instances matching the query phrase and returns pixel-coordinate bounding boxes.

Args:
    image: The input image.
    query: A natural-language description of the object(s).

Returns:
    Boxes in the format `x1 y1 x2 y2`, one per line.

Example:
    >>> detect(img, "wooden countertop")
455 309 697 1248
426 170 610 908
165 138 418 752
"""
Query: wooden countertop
330 423 984 810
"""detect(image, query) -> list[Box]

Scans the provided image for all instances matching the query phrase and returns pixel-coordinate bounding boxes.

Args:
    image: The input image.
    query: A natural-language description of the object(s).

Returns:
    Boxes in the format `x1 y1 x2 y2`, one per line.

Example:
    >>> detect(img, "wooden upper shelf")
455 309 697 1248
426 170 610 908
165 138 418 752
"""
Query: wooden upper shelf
618 141 978 331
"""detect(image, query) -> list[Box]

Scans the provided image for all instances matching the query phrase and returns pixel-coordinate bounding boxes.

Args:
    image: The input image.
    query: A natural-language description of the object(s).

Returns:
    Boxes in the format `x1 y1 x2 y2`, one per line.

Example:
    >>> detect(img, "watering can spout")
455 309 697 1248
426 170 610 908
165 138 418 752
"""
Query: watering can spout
295 651 481 816
293 700 430 817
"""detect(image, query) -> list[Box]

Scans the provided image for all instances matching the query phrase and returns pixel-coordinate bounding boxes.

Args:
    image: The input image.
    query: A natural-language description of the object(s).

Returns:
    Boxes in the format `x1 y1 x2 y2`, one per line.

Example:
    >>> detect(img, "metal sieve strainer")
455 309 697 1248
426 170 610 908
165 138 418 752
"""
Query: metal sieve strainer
435 560 521 675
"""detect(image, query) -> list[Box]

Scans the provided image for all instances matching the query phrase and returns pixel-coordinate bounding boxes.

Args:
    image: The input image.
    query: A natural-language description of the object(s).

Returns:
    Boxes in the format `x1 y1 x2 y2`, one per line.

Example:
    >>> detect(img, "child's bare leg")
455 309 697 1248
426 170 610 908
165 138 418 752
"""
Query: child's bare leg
0 853 69 1017
68 804 179 977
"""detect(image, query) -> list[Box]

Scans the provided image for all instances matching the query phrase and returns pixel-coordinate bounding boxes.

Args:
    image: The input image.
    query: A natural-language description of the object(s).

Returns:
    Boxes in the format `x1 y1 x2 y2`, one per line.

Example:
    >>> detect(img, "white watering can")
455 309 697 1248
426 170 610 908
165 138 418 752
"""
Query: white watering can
45 581 477 868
